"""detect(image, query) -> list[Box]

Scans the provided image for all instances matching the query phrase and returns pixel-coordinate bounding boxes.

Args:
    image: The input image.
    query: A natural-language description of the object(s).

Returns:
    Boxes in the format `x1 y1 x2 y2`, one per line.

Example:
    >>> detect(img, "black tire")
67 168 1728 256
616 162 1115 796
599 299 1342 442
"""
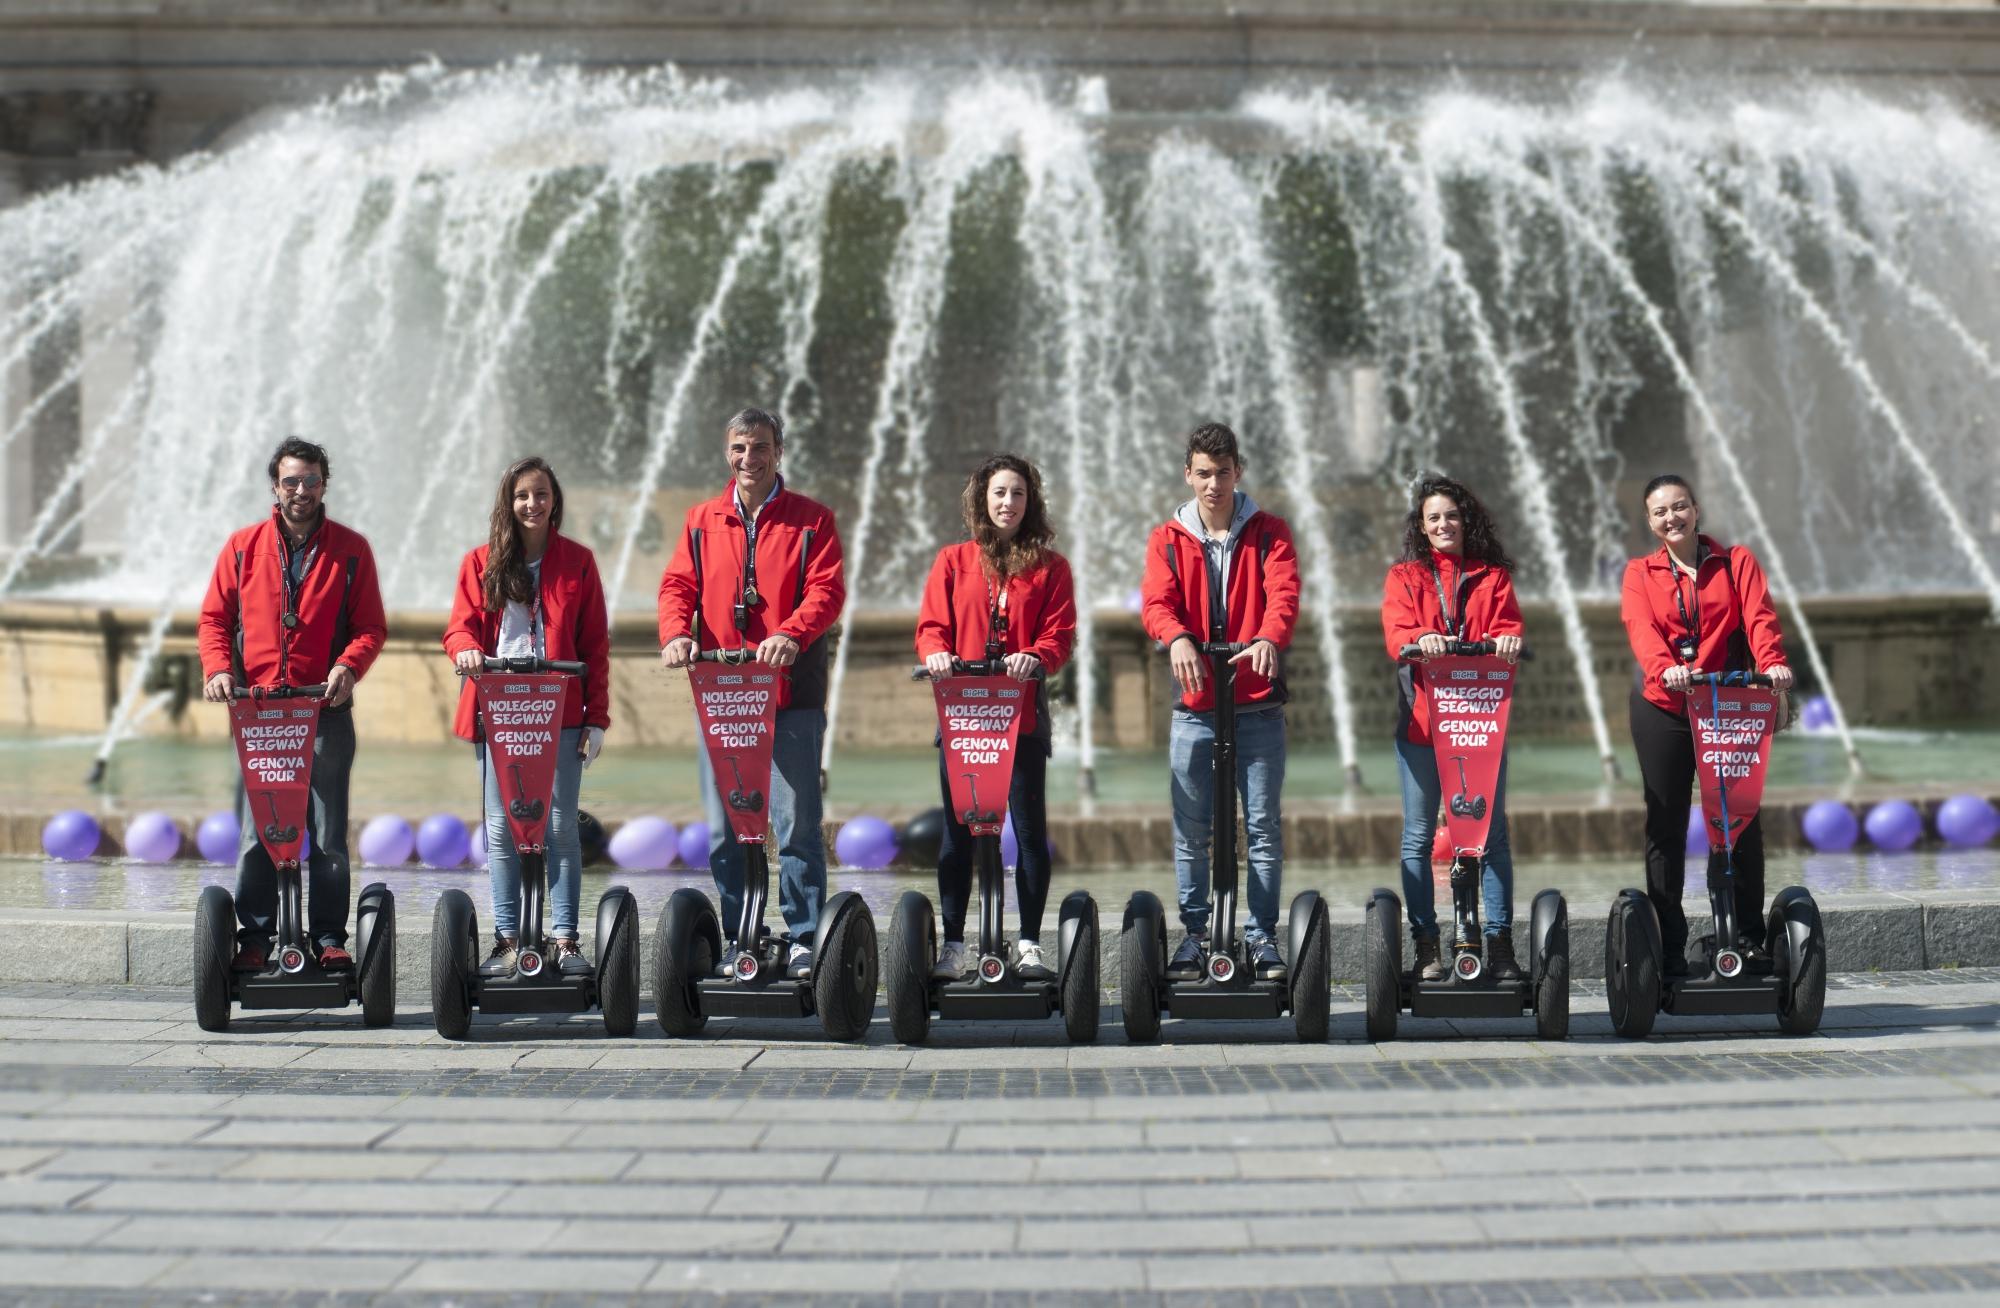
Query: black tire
1606 893 1659 1040
1536 945 1570 1041
1119 897 1163 1045
600 891 640 1037
1363 894 1399 1043
885 891 934 1046
193 885 234 1033
1062 901 1101 1046
654 888 714 1038
430 889 476 1041
357 889 396 1029
815 902 878 1042
1771 890 1826 1036
1292 898 1331 1044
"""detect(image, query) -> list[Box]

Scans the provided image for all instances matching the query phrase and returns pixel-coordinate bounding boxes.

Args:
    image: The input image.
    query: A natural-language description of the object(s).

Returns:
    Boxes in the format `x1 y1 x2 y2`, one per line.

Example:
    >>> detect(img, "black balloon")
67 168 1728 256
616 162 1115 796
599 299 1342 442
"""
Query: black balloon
576 809 609 865
900 806 946 867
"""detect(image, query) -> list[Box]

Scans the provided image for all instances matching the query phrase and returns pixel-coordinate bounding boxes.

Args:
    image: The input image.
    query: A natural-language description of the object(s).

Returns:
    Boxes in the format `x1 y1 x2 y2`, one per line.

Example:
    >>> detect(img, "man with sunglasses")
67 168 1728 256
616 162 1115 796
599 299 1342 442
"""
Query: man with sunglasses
197 437 387 973
659 407 846 978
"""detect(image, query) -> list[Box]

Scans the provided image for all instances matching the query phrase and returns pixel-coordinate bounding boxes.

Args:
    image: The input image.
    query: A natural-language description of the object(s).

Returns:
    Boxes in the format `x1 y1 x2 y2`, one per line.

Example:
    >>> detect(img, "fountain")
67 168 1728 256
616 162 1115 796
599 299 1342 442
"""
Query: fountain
4 65 1998 778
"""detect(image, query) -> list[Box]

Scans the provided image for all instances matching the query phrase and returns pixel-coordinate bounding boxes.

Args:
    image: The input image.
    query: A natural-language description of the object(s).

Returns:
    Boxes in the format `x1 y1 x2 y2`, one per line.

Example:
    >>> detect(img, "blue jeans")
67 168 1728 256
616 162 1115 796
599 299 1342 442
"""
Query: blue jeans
1396 733 1512 941
478 727 584 941
702 707 825 946
1169 705 1285 938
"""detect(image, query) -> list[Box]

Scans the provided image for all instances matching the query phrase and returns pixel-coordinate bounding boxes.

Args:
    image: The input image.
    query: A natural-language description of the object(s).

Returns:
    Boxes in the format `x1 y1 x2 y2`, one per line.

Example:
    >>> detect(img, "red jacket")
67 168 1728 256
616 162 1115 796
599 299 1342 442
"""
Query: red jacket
197 510 386 694
1621 534 1787 713
915 542 1077 737
656 480 845 711
1381 553 1526 745
442 532 612 741
1140 510 1300 712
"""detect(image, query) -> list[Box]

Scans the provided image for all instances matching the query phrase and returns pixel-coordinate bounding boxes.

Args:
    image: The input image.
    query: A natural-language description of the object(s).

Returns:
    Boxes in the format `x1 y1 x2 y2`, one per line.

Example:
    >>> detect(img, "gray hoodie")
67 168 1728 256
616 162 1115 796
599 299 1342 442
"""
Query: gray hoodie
1172 490 1260 622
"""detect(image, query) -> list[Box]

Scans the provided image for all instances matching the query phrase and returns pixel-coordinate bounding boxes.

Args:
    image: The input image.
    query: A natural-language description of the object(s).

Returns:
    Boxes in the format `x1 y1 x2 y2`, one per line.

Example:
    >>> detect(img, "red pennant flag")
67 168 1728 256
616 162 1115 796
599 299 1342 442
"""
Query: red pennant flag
1689 683 1779 852
933 675 1029 837
229 695 322 869
472 672 573 854
689 661 781 845
1425 654 1516 859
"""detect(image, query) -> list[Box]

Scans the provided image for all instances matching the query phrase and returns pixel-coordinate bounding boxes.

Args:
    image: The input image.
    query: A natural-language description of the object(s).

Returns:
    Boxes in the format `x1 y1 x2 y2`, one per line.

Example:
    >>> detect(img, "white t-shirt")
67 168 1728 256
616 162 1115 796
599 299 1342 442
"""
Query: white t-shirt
494 558 543 659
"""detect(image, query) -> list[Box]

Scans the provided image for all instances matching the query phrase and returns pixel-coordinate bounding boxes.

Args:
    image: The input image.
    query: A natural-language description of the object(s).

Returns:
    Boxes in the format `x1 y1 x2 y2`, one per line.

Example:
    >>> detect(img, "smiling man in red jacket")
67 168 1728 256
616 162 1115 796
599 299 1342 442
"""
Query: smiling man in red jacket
197 438 387 973
658 407 846 978
1140 422 1301 984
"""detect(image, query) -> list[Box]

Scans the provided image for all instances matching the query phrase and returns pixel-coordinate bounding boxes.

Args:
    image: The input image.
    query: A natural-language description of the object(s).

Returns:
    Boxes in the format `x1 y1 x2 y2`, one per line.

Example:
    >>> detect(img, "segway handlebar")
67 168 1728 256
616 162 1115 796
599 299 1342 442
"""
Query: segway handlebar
911 659 1047 681
692 648 758 665
229 683 329 700
1152 638 1256 657
1678 669 1774 688
468 656 586 676
1398 640 1533 660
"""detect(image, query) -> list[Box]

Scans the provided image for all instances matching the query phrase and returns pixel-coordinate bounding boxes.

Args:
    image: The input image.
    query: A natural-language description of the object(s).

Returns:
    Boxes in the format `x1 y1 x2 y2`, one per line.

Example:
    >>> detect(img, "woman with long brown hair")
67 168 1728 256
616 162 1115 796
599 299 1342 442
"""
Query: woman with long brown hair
443 456 611 979
914 453 1076 981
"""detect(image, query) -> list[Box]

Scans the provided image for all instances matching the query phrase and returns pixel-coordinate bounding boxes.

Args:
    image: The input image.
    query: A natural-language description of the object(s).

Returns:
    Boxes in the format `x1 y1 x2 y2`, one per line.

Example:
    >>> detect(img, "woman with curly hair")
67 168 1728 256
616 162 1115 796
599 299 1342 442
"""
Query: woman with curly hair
1380 474 1525 982
913 453 1076 981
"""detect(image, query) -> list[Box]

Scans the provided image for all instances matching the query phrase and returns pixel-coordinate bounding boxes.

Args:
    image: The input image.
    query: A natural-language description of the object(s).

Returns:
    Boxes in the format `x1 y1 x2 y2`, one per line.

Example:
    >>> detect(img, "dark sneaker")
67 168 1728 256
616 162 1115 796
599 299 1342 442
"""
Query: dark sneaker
231 943 268 972
479 935 518 978
317 945 353 971
1245 931 1286 981
1485 932 1522 982
1413 935 1444 982
1664 952 1692 980
787 943 813 979
554 937 592 977
1167 932 1207 980
716 941 740 978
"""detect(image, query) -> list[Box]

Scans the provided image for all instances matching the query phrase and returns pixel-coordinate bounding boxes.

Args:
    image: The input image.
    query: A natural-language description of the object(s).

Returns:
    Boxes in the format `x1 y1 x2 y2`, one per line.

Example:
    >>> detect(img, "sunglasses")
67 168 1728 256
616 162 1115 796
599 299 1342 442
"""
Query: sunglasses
278 474 325 492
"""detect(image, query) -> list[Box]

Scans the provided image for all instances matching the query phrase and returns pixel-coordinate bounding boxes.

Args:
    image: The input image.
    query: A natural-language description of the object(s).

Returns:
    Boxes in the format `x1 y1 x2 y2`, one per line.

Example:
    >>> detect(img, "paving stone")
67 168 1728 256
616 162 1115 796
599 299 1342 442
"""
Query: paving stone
782 1217 1013 1255
0 1211 128 1246
321 1215 567 1253
401 1253 659 1292
33 1146 254 1179
0 917 126 985
554 1217 789 1255
0 1251 179 1289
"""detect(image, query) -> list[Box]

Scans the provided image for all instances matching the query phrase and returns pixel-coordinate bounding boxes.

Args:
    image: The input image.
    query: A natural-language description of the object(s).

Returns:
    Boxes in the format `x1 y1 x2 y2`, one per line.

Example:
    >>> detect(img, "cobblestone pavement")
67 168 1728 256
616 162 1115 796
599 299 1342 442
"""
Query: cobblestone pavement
1 973 1997 1305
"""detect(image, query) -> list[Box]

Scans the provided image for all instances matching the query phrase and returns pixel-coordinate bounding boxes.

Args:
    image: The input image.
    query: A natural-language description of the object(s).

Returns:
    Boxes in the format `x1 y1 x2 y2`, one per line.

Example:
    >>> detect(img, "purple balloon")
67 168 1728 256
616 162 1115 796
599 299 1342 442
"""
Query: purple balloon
468 822 489 868
1685 806 1709 856
835 815 897 870
416 813 470 868
1799 695 1836 732
123 811 182 863
610 816 679 870
40 810 100 862
195 810 239 864
358 814 415 866
1863 799 1923 853
678 820 712 869
1936 794 1999 849
1801 799 1858 853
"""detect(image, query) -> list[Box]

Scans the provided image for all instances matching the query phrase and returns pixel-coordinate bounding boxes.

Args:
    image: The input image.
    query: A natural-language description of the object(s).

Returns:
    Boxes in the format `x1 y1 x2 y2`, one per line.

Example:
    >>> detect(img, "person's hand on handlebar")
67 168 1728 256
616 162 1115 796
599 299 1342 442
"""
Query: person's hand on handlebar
1764 664 1794 692
1661 664 1693 692
1493 634 1523 665
1168 635 1205 693
453 648 484 675
324 664 356 709
1415 632 1450 660
1004 651 1041 682
923 651 956 679
661 637 696 669
756 633 800 668
203 671 235 703
1228 639 1278 680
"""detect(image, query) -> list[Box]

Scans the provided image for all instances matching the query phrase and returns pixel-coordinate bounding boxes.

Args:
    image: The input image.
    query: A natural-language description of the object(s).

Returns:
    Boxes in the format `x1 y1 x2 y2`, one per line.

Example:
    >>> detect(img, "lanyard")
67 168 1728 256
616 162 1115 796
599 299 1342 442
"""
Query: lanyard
985 577 1009 662
1671 560 1700 664
277 530 319 631
1429 557 1461 639
733 495 765 635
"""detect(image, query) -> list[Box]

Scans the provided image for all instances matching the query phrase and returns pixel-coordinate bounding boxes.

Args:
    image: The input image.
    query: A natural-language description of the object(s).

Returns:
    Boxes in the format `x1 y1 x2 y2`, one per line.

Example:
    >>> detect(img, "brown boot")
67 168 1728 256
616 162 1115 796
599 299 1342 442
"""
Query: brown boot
1413 935 1444 982
1486 932 1522 981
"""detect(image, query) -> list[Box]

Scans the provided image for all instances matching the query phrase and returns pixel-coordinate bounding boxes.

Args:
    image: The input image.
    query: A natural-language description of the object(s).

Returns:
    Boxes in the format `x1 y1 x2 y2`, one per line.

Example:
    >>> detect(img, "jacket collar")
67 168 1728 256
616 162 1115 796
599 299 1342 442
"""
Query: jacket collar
1647 533 1725 573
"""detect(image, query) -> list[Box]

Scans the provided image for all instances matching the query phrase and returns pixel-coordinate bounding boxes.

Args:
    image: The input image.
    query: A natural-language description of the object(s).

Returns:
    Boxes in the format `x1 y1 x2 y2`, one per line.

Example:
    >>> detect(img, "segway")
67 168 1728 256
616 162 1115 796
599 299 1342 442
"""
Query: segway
1364 641 1567 1041
884 657 1099 1045
652 648 876 1041
192 683 395 1032
1606 670 1826 1037
1121 638 1330 1043
429 656 639 1040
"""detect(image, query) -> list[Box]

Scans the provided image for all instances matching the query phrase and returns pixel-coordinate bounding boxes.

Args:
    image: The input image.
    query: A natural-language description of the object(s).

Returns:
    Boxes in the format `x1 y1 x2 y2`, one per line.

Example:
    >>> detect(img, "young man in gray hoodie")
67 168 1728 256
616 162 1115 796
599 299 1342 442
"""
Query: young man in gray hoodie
1139 423 1302 981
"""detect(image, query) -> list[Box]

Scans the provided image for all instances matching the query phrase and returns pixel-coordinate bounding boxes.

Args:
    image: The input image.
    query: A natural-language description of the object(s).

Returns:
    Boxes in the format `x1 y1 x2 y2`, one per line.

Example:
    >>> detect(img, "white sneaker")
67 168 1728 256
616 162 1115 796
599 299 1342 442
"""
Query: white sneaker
933 940 968 979
1013 939 1052 980
787 943 813 979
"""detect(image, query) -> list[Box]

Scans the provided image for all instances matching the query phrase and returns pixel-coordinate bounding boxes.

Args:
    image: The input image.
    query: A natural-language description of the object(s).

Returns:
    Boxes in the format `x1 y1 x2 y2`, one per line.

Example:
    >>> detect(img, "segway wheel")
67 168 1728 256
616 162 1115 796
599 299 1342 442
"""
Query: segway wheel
1119 893 1163 1045
815 902 878 1043
1605 891 1659 1040
357 885 396 1029
430 889 477 1041
1292 897 1331 1044
193 885 234 1033
654 888 714 1038
1061 894 1100 1046
1535 942 1570 1042
599 890 640 1038
885 891 934 1046
1770 887 1826 1036
1363 892 1400 1043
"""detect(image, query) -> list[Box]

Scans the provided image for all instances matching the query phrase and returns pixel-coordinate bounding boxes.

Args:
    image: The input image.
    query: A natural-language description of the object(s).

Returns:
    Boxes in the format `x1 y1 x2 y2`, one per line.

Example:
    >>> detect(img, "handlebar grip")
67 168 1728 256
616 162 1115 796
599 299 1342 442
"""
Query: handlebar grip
230 683 330 700
913 660 1044 680
1682 670 1774 688
1398 640 1530 660
477 656 586 675
693 649 754 664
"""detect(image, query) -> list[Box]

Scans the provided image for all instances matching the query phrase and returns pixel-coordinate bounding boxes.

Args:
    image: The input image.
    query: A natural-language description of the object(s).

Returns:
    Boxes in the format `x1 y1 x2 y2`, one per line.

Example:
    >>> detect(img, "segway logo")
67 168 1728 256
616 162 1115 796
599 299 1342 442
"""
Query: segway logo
1449 670 1479 681
1720 700 1742 712
256 709 283 720
961 687 991 698
503 682 531 693
715 674 744 685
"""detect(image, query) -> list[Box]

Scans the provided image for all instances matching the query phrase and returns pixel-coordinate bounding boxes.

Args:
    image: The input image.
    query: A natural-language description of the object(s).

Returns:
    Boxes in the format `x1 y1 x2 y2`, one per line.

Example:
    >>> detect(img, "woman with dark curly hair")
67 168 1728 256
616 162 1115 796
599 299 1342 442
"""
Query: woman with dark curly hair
914 453 1077 981
1380 475 1525 982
